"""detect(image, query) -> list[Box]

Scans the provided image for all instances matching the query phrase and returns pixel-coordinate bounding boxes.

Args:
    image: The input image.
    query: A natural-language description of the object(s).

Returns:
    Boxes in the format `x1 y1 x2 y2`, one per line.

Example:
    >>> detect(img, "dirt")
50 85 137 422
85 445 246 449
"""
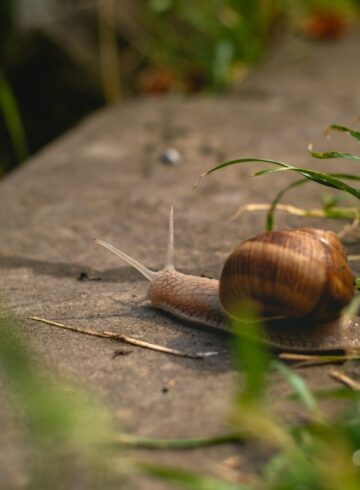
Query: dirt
1 29 360 489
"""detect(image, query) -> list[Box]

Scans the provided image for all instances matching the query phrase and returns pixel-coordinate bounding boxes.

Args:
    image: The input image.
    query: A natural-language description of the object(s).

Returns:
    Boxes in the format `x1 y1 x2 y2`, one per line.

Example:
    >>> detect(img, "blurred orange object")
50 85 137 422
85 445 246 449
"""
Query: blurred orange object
137 67 176 94
304 10 347 40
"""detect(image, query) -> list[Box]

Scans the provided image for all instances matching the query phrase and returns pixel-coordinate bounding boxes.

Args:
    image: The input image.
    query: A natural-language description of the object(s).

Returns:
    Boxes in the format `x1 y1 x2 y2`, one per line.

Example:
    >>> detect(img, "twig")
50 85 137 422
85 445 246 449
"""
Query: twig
228 203 360 228
28 316 216 359
338 216 360 240
113 432 243 449
279 352 360 368
97 0 122 103
229 203 321 222
329 370 360 391
279 353 359 362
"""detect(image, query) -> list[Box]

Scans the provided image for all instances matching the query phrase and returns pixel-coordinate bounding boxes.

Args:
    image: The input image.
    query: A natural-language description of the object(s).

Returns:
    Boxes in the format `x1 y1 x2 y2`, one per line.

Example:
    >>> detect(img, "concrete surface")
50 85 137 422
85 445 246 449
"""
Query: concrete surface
1 30 360 489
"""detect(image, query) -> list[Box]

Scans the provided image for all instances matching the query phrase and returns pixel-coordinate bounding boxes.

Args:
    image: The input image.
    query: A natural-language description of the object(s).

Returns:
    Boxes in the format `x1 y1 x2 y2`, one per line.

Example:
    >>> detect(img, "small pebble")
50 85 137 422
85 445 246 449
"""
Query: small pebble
160 148 183 166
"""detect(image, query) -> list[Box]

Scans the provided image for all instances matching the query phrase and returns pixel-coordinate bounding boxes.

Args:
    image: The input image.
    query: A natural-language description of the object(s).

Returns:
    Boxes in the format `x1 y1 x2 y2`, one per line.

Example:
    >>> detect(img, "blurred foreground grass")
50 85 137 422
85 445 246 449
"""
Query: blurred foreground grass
143 304 360 490
3 302 360 489
0 306 129 489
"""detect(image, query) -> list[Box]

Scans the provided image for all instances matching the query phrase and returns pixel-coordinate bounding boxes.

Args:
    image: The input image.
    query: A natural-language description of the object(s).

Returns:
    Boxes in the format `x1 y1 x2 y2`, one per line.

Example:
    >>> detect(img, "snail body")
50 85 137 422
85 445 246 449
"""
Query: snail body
96 208 359 352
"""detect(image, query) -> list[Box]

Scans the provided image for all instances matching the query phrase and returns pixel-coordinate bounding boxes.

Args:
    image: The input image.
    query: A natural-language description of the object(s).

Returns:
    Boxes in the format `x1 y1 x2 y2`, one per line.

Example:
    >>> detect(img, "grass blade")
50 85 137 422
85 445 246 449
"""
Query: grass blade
289 388 359 401
309 149 360 162
231 303 269 403
272 361 322 418
265 173 360 230
343 295 360 317
115 432 243 449
0 70 28 163
205 158 360 200
141 464 248 490
266 178 307 230
328 124 360 143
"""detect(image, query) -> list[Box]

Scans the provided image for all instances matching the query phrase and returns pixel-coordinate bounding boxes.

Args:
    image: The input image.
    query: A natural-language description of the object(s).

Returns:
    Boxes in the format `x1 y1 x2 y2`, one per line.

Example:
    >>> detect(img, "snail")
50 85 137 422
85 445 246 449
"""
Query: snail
95 208 360 352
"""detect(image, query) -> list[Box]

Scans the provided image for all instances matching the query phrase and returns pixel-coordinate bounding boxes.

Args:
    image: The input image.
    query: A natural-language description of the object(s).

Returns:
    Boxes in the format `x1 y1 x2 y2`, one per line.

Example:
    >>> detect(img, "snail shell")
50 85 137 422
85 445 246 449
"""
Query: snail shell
219 228 354 323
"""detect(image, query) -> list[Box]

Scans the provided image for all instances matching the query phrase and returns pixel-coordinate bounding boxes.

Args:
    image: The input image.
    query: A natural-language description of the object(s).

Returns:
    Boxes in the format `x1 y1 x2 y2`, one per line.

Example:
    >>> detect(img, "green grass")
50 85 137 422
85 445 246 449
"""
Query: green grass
0 70 28 166
204 123 360 231
0 307 127 489
140 313 360 490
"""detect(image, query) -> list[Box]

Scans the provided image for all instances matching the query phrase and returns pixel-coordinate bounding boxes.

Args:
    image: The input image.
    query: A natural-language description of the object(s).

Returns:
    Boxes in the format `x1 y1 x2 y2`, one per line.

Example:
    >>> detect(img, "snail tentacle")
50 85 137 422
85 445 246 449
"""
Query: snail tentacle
95 239 158 282
95 207 176 282
166 205 175 268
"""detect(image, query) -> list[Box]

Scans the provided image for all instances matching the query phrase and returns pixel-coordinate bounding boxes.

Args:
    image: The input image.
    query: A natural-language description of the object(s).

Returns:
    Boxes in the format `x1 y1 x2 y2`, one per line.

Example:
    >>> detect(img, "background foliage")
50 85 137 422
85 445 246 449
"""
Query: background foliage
0 0 359 174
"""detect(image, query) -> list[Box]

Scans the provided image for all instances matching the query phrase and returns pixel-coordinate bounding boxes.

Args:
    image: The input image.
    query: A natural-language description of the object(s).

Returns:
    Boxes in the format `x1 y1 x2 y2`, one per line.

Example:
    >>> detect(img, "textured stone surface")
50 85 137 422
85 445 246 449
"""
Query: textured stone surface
1 30 360 488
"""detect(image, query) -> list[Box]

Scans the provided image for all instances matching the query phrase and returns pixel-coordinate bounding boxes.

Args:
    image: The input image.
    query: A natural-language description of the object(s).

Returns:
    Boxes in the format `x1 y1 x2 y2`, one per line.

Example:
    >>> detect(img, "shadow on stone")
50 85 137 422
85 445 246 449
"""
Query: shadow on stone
143 307 234 373
0 255 144 283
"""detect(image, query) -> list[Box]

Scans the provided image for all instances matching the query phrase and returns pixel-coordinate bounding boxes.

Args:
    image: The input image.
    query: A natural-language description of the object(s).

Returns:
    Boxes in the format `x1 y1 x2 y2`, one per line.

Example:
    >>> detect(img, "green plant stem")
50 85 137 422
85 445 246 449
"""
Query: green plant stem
97 0 122 103
114 432 243 449
0 70 28 163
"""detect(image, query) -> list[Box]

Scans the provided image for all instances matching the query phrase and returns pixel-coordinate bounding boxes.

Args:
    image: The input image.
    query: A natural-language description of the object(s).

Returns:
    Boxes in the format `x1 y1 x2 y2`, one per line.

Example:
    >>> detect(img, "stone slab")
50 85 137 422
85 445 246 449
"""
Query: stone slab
1 30 360 488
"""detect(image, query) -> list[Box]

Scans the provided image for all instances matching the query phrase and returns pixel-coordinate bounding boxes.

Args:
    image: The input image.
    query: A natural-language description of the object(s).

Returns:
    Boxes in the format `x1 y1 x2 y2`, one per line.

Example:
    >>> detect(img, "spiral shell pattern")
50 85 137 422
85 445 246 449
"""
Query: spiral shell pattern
219 228 354 322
